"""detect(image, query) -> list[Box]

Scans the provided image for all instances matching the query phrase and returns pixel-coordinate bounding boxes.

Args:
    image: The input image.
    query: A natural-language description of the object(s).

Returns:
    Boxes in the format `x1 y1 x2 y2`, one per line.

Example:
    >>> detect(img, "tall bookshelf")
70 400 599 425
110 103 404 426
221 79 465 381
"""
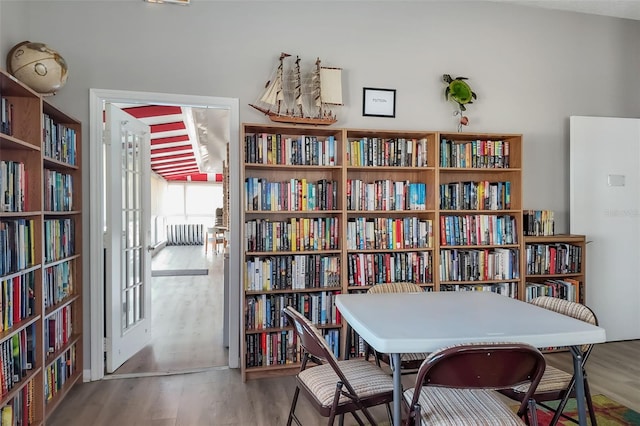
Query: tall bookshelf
241 123 344 380
0 69 83 423
241 123 585 379
436 132 524 297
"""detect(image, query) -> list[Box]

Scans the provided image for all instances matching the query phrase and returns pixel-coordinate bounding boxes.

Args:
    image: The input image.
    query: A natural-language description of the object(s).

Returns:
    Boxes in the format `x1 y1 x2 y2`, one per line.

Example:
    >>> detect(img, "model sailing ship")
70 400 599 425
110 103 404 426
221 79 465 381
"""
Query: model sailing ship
249 53 343 126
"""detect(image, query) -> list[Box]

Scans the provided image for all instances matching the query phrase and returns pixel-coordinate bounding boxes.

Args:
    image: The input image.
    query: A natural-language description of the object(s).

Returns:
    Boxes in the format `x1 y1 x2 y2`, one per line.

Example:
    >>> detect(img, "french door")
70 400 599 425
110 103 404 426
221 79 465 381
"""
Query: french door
104 103 153 372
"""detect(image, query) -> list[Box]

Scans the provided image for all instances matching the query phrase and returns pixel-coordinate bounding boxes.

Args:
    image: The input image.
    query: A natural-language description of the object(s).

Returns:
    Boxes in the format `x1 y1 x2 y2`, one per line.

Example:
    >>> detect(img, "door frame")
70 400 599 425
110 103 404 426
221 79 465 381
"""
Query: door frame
89 89 241 381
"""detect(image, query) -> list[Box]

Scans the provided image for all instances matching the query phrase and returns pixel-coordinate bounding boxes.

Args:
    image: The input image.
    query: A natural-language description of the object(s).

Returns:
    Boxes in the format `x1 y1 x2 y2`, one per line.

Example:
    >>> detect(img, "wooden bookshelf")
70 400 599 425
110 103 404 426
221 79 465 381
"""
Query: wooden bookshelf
0 68 82 423
436 132 523 298
241 123 344 380
240 123 585 379
523 234 586 304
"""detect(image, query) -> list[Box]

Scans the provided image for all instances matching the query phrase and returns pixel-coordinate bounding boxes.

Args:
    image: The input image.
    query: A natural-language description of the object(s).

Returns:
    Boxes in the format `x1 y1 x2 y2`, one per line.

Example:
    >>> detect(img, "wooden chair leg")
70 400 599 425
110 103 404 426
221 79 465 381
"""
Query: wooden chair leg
385 401 393 426
584 377 597 425
527 398 538 426
408 403 422 426
287 386 301 426
549 376 577 426
327 382 343 426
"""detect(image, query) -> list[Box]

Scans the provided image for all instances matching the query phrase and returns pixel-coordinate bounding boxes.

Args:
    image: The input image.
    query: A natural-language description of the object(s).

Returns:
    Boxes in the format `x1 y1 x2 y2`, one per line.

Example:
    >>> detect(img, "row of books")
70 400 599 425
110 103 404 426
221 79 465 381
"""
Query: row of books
1 271 36 332
440 139 510 169
347 252 433 286
0 379 34 426
440 282 518 298
245 291 341 330
0 160 26 213
44 305 72 356
44 344 76 403
523 210 555 236
44 218 75 263
440 180 512 211
43 169 73 212
244 177 338 212
245 255 340 291
347 327 368 359
0 325 36 398
44 260 74 309
439 248 520 281
525 279 580 303
525 243 582 275
0 97 13 136
439 214 517 246
244 133 337 166
245 330 298 368
245 328 340 368
43 113 78 166
0 219 36 277
346 137 429 167
245 217 340 252
346 179 426 211
346 217 434 250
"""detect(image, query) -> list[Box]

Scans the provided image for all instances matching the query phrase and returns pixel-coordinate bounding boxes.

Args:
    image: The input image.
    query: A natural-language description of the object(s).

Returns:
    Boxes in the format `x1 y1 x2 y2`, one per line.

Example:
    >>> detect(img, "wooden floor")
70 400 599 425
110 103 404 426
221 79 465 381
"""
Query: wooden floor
114 245 228 375
47 261 640 425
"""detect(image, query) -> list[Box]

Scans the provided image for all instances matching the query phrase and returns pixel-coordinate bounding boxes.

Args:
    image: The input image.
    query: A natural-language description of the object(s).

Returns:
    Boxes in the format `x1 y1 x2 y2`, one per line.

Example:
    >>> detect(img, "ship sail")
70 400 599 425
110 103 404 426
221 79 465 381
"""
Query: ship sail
320 67 343 106
250 52 342 126
259 74 282 107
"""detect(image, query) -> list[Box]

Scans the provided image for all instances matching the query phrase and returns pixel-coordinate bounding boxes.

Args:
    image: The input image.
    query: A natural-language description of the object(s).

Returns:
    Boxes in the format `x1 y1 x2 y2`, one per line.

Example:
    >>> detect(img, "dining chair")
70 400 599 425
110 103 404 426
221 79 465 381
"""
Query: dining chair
205 225 225 254
365 283 428 373
498 296 599 426
403 342 546 426
282 306 395 426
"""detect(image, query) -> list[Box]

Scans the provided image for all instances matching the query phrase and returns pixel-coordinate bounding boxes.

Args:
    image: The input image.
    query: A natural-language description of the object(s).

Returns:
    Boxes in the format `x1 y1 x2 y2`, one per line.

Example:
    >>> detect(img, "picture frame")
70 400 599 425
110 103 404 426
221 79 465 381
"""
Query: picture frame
362 87 396 118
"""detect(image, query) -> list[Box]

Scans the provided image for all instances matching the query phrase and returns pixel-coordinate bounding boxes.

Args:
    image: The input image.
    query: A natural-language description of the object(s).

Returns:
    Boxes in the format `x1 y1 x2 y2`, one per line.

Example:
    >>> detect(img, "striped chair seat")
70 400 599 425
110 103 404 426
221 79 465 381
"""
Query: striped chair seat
498 297 600 426
512 365 571 394
298 359 395 407
284 306 395 425
403 387 526 426
400 352 428 362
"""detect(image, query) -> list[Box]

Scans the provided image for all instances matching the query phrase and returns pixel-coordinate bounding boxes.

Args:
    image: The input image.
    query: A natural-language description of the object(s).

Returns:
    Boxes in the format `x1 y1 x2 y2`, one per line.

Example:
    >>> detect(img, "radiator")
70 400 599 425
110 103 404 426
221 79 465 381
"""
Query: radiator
166 224 204 245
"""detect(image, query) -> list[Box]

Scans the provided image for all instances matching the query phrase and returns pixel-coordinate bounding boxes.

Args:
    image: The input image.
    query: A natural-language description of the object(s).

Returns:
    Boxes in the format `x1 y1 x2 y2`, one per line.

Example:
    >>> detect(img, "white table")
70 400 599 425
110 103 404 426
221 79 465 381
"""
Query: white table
335 291 606 426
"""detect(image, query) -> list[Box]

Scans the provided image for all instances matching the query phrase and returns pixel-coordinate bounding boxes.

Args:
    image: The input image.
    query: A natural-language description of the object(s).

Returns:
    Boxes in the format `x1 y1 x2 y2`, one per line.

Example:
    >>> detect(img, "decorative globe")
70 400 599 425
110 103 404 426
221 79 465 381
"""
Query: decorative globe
6 41 68 95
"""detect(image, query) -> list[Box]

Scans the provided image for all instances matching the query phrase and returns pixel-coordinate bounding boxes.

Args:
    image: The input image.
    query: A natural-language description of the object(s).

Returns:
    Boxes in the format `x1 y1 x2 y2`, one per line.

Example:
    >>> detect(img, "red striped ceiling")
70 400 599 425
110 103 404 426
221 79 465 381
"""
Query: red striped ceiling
120 104 222 182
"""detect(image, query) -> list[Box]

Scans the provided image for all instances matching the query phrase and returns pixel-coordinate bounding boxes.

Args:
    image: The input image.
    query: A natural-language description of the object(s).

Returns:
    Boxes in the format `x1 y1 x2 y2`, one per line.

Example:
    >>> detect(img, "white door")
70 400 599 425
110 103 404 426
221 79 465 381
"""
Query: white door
104 103 152 372
570 116 640 341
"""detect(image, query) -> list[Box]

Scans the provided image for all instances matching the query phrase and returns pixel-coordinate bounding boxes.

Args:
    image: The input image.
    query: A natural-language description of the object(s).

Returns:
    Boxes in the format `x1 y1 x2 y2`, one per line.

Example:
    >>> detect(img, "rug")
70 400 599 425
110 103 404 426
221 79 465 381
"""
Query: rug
151 269 209 277
513 394 640 425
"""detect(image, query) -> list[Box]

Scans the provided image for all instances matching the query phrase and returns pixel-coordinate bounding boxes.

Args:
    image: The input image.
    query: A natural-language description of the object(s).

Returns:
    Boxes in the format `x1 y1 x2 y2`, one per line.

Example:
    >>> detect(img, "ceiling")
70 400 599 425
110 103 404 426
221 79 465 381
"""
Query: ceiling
497 0 640 21
118 104 229 182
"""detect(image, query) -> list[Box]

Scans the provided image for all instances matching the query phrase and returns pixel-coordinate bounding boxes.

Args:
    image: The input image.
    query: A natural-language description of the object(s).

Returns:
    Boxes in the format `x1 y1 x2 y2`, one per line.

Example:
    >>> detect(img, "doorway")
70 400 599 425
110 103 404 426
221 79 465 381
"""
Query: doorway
88 89 240 381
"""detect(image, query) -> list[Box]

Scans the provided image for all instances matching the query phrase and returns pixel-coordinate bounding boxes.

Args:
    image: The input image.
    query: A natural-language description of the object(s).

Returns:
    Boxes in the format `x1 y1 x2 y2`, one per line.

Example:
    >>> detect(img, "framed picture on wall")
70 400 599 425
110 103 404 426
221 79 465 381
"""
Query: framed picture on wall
362 87 396 118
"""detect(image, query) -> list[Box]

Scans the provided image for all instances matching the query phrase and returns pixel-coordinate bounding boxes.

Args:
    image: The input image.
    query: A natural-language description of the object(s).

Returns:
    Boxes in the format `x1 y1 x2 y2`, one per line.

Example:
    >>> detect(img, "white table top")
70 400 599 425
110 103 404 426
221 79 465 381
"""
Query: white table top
335 292 606 354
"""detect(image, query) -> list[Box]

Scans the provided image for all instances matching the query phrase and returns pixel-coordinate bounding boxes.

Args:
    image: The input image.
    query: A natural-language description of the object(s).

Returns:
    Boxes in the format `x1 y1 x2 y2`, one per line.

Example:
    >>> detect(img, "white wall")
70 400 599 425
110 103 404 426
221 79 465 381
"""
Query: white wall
2 0 640 369
150 172 168 244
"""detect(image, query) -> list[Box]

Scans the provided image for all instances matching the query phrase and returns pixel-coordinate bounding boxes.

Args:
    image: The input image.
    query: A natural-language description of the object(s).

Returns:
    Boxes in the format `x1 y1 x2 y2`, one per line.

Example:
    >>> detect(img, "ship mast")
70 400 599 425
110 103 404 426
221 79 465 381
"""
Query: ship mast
276 52 289 114
314 58 323 117
294 56 303 117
